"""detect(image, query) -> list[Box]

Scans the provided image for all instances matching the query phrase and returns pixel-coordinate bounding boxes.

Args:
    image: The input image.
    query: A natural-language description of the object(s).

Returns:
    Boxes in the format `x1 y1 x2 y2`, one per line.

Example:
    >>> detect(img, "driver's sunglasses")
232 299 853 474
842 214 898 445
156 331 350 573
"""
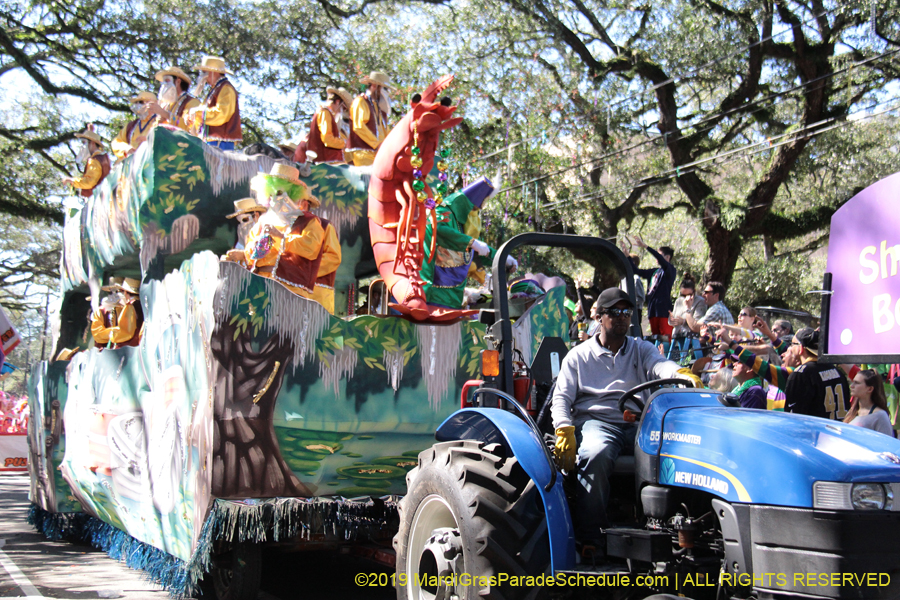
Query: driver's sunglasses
604 308 633 318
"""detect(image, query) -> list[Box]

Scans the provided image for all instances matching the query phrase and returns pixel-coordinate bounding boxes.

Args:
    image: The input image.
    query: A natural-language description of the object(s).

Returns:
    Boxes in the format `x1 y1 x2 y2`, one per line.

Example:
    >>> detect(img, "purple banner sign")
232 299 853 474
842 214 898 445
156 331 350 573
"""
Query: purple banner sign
825 171 900 359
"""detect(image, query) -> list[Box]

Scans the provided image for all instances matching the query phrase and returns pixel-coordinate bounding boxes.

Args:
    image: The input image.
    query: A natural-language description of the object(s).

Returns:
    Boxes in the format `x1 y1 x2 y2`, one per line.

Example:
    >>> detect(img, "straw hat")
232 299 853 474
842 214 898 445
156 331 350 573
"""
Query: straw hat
74 124 104 147
269 163 303 185
155 66 192 86
101 276 125 292
194 56 232 75
56 348 81 362
227 197 267 219
130 91 157 104
252 164 320 207
326 86 353 108
360 71 394 90
277 139 298 155
120 277 140 294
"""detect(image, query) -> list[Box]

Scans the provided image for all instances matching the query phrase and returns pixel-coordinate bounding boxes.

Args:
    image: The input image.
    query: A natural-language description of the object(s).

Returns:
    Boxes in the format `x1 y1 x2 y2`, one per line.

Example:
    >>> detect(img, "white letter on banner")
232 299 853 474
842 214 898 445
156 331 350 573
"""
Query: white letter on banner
860 246 878 284
873 294 895 334
882 241 900 279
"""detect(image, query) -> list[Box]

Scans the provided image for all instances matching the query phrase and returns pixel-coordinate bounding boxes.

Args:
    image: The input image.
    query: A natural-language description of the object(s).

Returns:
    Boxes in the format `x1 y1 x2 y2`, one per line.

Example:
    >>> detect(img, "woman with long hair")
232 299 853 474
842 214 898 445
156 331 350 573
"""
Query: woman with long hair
844 369 894 436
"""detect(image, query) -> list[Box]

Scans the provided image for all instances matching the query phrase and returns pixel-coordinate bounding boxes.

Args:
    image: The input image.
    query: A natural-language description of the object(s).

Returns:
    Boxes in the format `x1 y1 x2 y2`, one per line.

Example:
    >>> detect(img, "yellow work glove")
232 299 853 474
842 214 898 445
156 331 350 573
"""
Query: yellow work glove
554 426 577 472
677 367 704 389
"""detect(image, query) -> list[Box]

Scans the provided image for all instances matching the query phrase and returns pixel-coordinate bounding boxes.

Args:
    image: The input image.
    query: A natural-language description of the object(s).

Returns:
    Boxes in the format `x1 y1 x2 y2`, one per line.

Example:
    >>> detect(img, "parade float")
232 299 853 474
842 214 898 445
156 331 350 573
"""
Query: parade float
0 309 26 473
28 79 568 598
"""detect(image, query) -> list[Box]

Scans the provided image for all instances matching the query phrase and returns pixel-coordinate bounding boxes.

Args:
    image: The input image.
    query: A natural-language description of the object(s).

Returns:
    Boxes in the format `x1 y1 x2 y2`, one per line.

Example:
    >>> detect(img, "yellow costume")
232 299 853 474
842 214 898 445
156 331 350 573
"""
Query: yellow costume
112 115 157 160
349 94 389 166
203 83 237 129
312 222 341 313
318 109 345 149
90 304 138 348
70 151 108 191
164 93 200 131
243 218 326 296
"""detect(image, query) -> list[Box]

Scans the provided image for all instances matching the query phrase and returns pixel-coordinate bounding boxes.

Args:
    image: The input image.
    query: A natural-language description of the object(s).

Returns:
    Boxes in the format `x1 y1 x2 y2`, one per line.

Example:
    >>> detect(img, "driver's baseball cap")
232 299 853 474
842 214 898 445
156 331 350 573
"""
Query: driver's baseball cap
594 287 635 310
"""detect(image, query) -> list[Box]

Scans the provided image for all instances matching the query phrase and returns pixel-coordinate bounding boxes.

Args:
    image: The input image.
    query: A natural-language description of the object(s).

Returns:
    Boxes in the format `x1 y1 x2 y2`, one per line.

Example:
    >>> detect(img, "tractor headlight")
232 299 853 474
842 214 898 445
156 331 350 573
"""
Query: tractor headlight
851 483 891 510
813 482 894 511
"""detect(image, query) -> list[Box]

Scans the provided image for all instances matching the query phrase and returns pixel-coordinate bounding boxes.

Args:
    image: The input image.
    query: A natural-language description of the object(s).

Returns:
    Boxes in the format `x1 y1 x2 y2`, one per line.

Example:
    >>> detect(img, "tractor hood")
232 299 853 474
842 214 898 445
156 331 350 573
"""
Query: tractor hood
637 390 900 508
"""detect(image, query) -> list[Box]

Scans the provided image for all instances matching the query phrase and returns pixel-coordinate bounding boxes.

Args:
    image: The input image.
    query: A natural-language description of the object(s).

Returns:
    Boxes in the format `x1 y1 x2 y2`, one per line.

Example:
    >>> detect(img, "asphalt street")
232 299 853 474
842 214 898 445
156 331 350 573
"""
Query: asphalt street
0 474 395 600
0 473 171 599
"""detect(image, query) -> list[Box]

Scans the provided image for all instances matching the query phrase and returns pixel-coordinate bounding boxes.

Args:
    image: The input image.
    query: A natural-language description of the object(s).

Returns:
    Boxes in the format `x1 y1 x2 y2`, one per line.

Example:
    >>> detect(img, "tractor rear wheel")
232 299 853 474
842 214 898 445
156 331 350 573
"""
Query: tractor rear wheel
394 440 550 600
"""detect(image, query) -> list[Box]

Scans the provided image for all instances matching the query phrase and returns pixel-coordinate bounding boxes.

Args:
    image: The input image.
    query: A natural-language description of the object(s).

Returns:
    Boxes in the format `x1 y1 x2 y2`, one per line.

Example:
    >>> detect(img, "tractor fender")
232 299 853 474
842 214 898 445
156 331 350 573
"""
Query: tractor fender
435 408 576 571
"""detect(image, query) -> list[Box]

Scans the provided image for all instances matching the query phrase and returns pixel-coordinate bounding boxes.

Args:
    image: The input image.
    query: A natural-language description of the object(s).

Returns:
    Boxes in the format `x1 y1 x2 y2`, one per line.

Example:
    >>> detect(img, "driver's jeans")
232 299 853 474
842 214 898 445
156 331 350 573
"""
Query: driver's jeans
574 419 638 542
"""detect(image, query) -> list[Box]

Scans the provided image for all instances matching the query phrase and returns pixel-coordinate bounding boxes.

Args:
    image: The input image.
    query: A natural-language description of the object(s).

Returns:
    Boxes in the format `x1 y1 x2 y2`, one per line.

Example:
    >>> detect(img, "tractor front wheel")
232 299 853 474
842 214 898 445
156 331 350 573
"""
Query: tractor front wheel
394 440 550 600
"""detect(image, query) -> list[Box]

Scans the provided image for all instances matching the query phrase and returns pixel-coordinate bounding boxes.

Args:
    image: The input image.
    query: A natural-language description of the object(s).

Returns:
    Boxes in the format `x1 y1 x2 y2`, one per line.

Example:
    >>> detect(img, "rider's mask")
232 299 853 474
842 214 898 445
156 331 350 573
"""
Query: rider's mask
192 72 208 97
76 140 91 165
158 75 178 107
131 101 150 119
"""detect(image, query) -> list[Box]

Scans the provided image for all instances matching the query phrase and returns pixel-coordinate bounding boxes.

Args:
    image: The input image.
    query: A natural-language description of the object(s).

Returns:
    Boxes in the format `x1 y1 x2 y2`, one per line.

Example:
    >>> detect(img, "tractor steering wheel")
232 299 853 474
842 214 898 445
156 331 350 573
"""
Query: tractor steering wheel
616 378 694 416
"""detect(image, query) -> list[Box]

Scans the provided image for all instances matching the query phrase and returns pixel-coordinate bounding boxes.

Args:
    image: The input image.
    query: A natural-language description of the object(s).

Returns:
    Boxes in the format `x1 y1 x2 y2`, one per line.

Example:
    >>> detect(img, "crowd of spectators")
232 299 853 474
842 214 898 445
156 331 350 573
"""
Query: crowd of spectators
565 240 900 439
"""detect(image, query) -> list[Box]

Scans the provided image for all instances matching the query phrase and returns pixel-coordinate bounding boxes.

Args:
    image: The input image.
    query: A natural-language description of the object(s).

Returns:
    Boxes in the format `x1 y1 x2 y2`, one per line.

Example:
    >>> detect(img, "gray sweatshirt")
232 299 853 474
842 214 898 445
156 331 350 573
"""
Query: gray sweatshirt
850 409 894 436
551 335 684 428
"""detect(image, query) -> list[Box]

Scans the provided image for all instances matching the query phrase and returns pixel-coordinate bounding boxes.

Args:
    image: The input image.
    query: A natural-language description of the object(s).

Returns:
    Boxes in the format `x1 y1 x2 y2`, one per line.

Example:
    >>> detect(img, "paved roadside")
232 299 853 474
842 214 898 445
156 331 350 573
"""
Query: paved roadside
0 473 172 600
0 473 395 600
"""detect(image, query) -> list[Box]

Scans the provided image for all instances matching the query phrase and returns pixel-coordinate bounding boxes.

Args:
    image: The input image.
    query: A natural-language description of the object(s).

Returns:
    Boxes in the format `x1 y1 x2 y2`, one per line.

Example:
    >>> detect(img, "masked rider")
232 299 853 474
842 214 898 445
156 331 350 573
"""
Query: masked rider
228 164 341 313
90 277 144 350
224 197 267 256
347 71 393 166
112 92 158 160
61 124 111 198
148 66 200 131
186 55 242 150
307 87 352 165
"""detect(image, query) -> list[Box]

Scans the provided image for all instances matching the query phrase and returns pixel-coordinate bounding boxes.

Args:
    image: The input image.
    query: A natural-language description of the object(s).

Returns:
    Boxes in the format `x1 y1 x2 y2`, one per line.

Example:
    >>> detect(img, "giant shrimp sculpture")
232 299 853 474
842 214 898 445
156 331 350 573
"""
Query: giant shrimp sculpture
368 75 474 322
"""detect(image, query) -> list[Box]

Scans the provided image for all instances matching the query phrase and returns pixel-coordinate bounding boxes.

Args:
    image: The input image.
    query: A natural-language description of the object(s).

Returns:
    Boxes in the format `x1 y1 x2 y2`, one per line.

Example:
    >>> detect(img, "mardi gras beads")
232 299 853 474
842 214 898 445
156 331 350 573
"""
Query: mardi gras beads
249 234 273 261
409 123 454 208
410 124 429 205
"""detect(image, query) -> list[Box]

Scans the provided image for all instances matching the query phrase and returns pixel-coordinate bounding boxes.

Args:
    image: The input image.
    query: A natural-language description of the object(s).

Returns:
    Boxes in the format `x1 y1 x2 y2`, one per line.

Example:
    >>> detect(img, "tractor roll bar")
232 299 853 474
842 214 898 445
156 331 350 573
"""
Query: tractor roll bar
491 233 639 398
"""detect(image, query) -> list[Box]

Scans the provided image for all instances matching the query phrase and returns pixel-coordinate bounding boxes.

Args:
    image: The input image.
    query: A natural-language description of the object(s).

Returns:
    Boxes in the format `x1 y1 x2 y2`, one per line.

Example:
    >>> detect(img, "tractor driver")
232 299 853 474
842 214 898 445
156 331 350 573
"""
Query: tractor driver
550 287 701 551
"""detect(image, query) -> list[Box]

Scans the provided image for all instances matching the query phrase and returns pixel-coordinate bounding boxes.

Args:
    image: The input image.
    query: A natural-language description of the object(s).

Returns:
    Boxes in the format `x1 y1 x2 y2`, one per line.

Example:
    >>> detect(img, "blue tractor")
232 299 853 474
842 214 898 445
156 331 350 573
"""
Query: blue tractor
393 233 900 600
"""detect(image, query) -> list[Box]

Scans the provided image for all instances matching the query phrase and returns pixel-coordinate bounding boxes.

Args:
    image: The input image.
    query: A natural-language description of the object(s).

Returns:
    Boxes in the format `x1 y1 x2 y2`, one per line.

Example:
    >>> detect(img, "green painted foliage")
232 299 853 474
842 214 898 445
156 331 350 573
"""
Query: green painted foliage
305 167 367 218
145 142 207 234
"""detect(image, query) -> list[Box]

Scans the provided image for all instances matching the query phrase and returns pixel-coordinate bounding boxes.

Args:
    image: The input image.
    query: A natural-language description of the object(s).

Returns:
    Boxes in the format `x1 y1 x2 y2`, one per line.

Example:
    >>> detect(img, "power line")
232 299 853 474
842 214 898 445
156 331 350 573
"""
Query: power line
539 95 900 211
489 48 900 196
471 2 852 163
550 95 900 210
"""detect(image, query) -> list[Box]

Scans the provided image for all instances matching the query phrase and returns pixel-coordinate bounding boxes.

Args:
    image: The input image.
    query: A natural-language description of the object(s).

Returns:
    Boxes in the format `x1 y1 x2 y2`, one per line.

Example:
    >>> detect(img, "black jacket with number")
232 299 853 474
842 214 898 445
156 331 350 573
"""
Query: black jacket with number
784 361 850 420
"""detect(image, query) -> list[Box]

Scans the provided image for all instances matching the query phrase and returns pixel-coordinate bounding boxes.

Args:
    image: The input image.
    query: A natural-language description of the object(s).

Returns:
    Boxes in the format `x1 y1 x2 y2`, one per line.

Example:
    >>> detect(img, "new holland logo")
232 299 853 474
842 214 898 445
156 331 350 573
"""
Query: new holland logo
660 457 729 494
661 458 676 484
